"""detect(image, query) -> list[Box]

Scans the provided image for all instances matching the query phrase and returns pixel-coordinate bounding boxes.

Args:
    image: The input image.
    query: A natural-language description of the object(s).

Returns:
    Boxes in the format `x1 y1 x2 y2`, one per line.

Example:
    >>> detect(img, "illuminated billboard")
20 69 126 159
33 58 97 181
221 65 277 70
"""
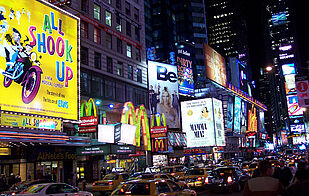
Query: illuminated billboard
282 63 296 75
226 96 234 133
259 110 265 133
240 101 247 135
285 74 296 90
287 95 303 116
148 61 180 128
290 124 305 134
0 0 79 120
296 77 309 107
176 43 194 97
247 104 257 132
181 98 225 147
272 12 287 26
98 123 137 145
233 97 241 134
203 43 227 87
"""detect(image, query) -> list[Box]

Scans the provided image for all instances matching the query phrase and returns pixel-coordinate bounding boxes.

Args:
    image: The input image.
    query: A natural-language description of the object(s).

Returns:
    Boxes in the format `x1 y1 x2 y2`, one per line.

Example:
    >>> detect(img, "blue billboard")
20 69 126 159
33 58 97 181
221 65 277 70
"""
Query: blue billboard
234 97 241 134
227 96 234 133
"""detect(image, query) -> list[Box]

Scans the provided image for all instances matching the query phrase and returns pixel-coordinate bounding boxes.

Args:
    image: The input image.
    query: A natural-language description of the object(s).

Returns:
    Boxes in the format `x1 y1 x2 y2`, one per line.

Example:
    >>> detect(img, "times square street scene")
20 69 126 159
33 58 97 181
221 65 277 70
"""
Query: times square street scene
1 0 309 195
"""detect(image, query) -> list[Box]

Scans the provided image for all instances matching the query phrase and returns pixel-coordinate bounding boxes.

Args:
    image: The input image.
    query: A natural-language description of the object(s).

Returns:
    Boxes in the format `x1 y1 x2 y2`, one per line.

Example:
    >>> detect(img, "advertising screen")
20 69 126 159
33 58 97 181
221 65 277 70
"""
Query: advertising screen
213 98 225 146
247 104 257 132
181 98 215 147
240 101 247 135
293 136 306 145
226 96 234 133
259 110 265 133
98 124 137 145
176 43 194 97
272 12 287 26
285 75 296 90
296 77 309 107
203 43 227 87
290 124 305 134
0 0 78 120
148 61 180 128
282 63 296 75
287 95 303 116
233 97 241 134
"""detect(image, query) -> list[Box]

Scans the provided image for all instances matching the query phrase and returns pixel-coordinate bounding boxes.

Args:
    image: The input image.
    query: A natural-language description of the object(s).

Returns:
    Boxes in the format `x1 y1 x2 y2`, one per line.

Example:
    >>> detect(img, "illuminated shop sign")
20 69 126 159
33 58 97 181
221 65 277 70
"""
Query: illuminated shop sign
279 53 294 60
290 124 305 134
167 132 186 147
272 12 287 26
152 138 168 152
279 45 292 51
285 75 296 90
282 63 296 75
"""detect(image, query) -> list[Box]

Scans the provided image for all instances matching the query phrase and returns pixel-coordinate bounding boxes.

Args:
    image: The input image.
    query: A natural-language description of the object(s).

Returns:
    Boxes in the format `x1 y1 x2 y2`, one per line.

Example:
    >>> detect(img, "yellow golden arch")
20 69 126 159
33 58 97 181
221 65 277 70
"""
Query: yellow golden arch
80 98 97 117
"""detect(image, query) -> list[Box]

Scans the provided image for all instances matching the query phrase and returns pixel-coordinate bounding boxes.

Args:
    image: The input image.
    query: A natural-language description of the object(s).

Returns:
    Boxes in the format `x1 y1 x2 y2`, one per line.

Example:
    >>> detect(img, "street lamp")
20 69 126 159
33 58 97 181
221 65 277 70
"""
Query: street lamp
266 66 273 72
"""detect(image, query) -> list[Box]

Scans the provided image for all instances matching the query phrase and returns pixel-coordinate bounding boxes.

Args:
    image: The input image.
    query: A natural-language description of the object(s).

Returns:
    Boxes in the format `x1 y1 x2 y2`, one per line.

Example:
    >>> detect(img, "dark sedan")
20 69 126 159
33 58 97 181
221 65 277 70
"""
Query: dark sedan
206 166 250 193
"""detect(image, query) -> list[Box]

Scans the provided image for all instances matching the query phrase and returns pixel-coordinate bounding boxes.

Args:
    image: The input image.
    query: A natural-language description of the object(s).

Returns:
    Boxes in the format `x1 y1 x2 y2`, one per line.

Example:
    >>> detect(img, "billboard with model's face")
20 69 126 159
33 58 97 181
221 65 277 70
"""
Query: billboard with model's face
213 98 225 146
203 43 227 87
226 96 234 133
148 61 180 128
0 0 78 120
233 97 241 134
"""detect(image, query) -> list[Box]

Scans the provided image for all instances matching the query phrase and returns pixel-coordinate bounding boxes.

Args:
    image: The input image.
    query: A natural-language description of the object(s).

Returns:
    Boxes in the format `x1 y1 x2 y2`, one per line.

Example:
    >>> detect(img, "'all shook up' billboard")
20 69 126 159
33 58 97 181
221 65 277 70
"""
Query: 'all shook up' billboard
0 0 78 120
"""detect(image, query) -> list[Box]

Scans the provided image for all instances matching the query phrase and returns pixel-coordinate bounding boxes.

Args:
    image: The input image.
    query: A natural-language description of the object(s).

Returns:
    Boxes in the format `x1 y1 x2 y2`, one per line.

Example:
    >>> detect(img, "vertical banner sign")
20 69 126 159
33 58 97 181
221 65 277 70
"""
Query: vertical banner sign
79 98 98 133
226 96 234 133
181 98 215 147
148 61 180 128
233 97 241 134
296 76 309 107
247 104 257 132
176 43 194 97
212 98 225 146
240 101 248 135
259 110 265 133
0 0 78 120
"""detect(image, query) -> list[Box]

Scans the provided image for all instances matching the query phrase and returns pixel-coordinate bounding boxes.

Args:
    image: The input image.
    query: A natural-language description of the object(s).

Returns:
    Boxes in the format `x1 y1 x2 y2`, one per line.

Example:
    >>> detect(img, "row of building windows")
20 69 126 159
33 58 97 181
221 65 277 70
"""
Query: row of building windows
81 47 143 83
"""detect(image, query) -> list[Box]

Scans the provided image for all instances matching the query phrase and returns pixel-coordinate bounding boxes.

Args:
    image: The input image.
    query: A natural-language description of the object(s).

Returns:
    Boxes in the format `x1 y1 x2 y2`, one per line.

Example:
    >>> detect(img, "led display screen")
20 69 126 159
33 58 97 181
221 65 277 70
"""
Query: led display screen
282 63 296 75
287 95 303 116
272 12 287 26
233 97 241 134
226 96 234 133
240 101 248 135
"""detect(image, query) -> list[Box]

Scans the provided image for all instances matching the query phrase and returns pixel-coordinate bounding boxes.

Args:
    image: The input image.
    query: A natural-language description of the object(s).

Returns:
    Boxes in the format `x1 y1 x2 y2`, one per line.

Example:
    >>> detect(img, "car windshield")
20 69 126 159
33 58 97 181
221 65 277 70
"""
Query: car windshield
185 169 204 175
103 174 119 180
214 168 234 176
23 184 46 193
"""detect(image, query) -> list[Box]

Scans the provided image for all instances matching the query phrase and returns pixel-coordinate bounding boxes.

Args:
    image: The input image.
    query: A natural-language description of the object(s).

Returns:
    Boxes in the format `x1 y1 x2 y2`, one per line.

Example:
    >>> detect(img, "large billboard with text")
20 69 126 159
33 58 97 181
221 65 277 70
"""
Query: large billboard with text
148 61 180 128
203 43 227 87
0 0 79 120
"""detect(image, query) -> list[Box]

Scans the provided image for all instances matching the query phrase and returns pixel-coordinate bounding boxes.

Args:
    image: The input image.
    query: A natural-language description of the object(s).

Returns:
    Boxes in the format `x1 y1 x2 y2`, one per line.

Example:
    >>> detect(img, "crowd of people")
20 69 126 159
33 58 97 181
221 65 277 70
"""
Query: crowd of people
243 158 309 196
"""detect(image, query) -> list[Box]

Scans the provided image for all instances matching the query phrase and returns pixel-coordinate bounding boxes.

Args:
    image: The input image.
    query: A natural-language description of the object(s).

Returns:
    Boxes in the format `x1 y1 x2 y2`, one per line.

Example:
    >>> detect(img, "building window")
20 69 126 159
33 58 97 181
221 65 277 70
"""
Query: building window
136 68 142 83
117 38 122 54
116 82 125 102
128 65 133 80
81 47 88 65
135 47 141 62
81 0 88 13
107 56 113 73
81 21 88 38
116 16 122 32
126 44 132 58
106 11 112 26
94 27 101 44
94 52 101 69
117 61 123 76
125 1 131 16
94 3 101 20
91 76 103 97
134 7 139 21
104 79 115 99
116 0 121 10
126 21 131 36
134 26 140 41
106 33 112 49
105 0 111 4
81 72 90 94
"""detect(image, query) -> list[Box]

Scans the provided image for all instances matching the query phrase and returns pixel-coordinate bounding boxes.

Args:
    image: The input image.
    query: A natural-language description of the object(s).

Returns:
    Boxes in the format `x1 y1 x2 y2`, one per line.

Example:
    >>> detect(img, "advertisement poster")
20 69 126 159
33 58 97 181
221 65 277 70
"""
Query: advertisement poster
258 110 265 133
226 96 234 133
98 124 137 145
240 101 247 135
296 76 309 107
287 95 303 116
282 63 296 75
213 98 225 146
0 0 78 120
181 98 215 147
247 104 257 132
148 61 180 128
203 43 227 87
233 97 241 134
176 43 194 96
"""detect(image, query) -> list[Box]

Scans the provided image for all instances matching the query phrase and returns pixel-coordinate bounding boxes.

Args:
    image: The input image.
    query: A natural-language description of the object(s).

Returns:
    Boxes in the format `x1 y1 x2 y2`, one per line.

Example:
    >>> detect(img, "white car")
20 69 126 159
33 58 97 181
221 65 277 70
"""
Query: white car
15 183 93 196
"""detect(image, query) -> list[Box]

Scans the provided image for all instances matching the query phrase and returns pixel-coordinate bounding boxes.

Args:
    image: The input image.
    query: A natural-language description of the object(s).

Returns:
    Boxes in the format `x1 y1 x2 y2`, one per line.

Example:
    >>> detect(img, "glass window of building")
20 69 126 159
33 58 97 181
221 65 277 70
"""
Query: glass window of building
94 27 101 44
126 44 132 58
126 85 134 102
116 0 121 10
117 61 123 76
128 64 133 80
116 16 122 32
106 33 112 49
94 3 101 20
81 0 88 13
134 7 139 21
81 72 90 94
135 26 140 41
125 1 131 16
135 47 141 62
106 10 112 26
104 79 115 99
81 21 88 38
81 47 88 65
91 76 103 97
107 56 113 73
116 82 125 102
117 38 123 54
136 68 142 83
126 21 131 36
94 52 101 69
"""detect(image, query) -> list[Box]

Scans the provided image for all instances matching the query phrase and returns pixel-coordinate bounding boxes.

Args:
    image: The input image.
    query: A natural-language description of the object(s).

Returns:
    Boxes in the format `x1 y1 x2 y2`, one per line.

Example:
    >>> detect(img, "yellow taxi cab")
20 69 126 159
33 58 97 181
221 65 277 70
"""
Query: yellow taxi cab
179 167 209 189
92 172 130 194
161 165 187 178
154 173 189 189
111 179 196 196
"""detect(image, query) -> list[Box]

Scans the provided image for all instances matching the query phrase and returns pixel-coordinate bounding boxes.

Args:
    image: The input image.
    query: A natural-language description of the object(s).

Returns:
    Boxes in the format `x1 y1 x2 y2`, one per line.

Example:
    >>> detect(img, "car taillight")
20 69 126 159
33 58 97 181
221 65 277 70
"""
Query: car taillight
227 176 233 183
92 182 96 186
108 181 114 185
12 193 16 195
205 177 209 184
197 177 202 181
